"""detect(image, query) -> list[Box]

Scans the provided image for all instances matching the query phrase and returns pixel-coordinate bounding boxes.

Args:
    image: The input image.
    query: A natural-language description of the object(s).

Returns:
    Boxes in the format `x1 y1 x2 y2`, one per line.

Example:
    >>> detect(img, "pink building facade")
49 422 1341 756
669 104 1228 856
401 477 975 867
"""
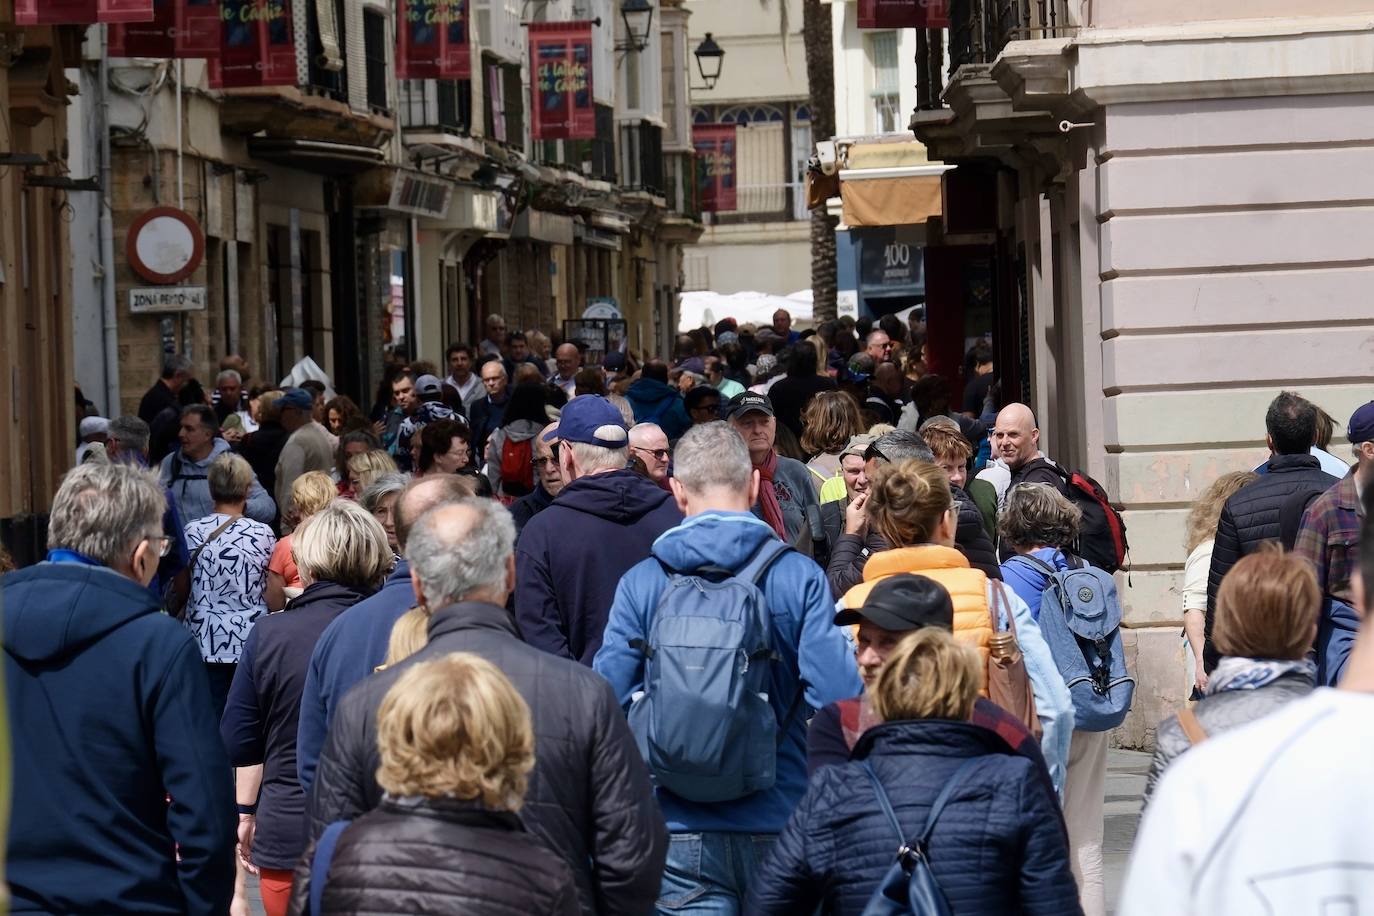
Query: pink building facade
915 3 1374 747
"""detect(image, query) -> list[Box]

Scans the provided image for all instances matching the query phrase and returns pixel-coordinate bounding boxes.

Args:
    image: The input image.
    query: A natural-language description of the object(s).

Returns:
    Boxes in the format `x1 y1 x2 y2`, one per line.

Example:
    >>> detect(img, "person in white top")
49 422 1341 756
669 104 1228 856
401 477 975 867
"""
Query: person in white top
444 342 485 410
1179 471 1258 697
1122 495 1374 916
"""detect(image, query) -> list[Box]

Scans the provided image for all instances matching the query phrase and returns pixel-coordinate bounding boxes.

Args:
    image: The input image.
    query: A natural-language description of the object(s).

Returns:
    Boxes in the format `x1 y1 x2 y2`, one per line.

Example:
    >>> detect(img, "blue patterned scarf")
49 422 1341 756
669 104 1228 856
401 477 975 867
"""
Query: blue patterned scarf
1207 656 1316 696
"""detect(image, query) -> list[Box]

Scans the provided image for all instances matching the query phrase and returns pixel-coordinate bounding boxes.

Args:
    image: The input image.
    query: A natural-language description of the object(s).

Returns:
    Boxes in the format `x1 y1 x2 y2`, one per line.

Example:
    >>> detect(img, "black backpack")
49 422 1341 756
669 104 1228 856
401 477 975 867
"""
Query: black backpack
1037 461 1129 574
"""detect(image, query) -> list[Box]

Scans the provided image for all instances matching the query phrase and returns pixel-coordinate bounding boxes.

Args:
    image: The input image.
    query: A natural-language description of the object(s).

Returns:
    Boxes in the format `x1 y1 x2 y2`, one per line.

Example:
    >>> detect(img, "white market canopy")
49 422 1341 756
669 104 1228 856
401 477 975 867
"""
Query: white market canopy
678 289 814 332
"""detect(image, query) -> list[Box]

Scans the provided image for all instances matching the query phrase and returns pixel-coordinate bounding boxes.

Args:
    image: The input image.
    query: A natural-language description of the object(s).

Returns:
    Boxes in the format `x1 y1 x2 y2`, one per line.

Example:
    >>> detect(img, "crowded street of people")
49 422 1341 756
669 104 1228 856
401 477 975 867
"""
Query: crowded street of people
5 0 1374 914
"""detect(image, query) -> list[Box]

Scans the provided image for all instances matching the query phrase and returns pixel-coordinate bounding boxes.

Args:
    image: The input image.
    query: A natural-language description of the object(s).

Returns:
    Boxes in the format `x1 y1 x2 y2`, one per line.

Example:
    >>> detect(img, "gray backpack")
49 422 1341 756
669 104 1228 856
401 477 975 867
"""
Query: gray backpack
627 538 799 803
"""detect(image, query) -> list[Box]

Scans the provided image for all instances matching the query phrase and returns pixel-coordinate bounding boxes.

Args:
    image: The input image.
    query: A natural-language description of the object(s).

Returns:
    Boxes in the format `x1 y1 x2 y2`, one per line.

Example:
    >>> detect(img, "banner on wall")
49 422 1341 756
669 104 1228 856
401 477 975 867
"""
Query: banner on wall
110 0 221 58
396 0 471 80
207 0 297 89
693 123 737 213
528 21 595 141
857 0 950 29
16 0 154 25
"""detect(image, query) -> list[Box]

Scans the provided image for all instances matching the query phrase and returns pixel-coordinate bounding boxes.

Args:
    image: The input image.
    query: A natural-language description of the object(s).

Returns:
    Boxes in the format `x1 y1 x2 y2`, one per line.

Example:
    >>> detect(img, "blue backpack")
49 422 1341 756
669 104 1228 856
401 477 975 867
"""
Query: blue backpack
627 538 799 803
1017 554 1134 732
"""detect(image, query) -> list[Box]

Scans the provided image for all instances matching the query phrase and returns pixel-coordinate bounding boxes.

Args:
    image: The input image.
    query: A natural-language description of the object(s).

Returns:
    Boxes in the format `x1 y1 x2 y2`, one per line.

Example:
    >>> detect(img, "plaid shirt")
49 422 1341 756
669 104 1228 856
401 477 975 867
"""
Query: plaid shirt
1295 474 1361 604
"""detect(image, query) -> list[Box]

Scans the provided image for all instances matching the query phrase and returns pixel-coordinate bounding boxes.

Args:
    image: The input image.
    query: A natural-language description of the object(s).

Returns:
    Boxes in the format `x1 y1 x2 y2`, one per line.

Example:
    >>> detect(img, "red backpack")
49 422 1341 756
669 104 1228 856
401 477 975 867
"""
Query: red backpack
499 436 535 496
1048 463 1129 573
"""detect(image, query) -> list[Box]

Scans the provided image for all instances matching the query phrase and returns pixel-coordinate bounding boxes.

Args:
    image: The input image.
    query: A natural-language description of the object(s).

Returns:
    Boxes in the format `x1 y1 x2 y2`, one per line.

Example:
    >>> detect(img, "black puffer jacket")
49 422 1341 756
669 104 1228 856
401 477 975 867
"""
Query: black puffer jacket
1204 454 1337 671
825 486 1001 599
287 797 580 916
749 720 1080 916
306 601 667 916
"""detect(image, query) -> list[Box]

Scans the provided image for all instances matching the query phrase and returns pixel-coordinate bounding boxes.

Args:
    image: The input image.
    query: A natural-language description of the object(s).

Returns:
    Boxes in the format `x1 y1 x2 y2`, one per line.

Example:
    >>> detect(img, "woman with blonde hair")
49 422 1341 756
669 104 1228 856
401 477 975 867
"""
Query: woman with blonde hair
847 460 1072 790
801 390 864 498
1181 470 1258 695
288 653 580 914
1145 547 1317 802
265 471 337 611
346 448 398 497
751 628 1079 915
221 500 393 916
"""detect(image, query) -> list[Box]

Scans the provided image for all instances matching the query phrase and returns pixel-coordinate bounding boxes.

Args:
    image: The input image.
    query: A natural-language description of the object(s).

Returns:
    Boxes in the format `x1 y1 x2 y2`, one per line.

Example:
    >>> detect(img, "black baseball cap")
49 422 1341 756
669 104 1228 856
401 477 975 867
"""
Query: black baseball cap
724 391 774 420
835 573 955 631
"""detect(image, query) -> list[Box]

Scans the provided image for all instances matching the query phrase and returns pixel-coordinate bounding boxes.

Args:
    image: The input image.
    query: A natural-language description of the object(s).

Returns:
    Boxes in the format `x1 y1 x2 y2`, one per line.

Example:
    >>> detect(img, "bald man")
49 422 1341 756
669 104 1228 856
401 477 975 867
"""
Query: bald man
628 422 671 486
993 403 1060 485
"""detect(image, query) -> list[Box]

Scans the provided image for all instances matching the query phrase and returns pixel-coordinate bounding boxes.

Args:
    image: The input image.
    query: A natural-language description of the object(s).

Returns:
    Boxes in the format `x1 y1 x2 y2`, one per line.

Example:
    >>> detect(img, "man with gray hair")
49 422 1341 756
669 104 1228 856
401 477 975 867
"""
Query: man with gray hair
3 463 235 913
307 498 668 916
594 422 860 912
213 368 257 433
825 428 1001 597
516 395 682 664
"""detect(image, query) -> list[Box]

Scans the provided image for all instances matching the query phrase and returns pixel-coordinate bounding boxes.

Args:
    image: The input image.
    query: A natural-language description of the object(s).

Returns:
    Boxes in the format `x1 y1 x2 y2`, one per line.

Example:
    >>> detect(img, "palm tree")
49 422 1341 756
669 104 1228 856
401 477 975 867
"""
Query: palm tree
762 0 838 322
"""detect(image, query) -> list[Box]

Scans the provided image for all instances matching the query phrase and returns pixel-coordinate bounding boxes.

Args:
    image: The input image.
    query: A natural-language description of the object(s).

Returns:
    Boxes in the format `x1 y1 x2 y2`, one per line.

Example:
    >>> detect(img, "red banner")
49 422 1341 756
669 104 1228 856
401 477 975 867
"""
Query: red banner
208 0 297 89
396 0 470 80
857 0 950 29
16 0 154 25
693 124 737 213
110 0 218 58
528 21 595 141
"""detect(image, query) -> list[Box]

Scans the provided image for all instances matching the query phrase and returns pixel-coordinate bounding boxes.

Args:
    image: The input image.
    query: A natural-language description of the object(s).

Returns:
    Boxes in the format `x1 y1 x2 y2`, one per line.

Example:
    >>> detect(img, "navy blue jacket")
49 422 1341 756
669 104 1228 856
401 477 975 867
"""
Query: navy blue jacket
749 720 1081 916
511 482 557 536
4 561 235 914
296 561 412 795
221 580 372 869
624 378 691 440
516 469 682 664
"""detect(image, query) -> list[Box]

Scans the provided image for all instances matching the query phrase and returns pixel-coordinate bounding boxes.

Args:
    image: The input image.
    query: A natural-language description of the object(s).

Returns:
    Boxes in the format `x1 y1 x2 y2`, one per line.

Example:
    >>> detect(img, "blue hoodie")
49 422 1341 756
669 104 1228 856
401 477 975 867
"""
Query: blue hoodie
3 561 235 914
517 469 683 665
1000 547 1070 620
593 512 862 834
624 378 692 440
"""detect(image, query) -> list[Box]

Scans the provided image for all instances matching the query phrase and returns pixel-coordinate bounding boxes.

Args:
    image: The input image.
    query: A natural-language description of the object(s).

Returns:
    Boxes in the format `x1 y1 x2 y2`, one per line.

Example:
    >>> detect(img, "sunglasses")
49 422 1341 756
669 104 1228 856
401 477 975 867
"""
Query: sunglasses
533 442 561 468
632 446 670 461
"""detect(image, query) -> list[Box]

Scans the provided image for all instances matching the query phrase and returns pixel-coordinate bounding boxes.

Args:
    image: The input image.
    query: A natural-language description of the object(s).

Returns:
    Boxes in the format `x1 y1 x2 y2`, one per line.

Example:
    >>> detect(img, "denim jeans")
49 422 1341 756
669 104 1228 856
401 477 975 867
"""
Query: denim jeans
657 831 776 914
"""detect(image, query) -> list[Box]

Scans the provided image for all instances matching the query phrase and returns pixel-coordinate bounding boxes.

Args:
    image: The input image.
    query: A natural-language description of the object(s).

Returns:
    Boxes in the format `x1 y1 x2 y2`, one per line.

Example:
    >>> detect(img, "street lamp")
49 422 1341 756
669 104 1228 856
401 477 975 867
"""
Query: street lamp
620 0 654 52
693 32 725 90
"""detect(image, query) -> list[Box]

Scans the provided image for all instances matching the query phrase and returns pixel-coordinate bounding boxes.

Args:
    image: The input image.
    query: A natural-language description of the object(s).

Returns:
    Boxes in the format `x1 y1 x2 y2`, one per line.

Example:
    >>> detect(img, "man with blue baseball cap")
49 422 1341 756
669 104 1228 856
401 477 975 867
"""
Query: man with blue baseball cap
273 387 334 517
515 395 683 665
1296 401 1374 605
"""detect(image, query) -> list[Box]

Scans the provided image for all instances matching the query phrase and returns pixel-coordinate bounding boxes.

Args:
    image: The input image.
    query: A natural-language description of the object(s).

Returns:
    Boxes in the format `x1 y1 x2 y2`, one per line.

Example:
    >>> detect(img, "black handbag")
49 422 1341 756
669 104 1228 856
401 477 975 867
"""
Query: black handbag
860 756 984 916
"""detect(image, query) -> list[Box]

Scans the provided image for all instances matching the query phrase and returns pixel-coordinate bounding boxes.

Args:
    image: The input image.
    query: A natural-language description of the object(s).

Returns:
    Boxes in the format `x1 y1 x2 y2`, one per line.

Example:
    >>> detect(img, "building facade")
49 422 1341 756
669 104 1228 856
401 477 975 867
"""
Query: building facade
912 0 1374 746
683 0 811 299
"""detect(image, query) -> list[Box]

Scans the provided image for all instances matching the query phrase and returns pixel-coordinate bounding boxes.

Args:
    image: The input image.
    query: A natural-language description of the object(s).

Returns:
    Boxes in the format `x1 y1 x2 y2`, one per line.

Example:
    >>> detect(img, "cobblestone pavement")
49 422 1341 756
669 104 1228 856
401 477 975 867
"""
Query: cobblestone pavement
247 748 1154 915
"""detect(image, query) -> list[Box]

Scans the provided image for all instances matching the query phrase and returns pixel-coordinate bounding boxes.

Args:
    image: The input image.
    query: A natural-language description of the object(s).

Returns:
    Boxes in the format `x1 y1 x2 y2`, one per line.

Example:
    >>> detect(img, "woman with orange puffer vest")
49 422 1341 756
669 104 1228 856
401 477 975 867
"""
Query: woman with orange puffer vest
843 460 1074 796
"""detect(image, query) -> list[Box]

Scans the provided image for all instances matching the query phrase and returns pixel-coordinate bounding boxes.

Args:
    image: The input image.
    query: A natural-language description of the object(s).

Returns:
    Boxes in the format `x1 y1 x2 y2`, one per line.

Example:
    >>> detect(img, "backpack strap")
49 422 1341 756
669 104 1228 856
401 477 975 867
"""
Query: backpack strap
309 820 350 916
863 757 984 855
1177 706 1208 747
739 537 793 588
1010 553 1058 577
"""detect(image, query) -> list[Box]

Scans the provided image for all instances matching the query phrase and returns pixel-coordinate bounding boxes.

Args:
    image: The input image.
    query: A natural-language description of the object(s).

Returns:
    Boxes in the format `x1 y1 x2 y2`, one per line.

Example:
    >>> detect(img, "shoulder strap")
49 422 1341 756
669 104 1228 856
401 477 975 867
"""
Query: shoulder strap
864 756 985 851
1177 706 1208 747
989 580 1015 635
741 537 792 587
1012 553 1058 577
310 820 351 916
187 516 238 574
863 761 905 848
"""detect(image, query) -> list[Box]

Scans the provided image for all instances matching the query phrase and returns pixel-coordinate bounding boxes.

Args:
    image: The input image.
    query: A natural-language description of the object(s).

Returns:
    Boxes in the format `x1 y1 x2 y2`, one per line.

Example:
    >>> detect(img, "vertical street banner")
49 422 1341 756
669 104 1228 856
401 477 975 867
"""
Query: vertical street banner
395 0 471 80
110 0 219 58
528 21 595 141
16 0 154 25
693 123 737 213
208 0 297 89
857 0 950 29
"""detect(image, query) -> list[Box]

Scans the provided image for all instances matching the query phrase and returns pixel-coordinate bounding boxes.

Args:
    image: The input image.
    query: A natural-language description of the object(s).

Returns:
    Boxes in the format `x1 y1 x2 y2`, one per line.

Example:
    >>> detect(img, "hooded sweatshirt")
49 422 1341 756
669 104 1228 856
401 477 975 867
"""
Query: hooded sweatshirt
516 468 683 664
593 512 862 833
159 437 276 526
4 561 235 914
624 378 691 440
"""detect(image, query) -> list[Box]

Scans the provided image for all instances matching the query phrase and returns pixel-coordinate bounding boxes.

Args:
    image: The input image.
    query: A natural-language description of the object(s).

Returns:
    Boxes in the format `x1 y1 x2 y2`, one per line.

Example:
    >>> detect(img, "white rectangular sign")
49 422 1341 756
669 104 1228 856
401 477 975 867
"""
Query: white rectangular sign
129 286 207 314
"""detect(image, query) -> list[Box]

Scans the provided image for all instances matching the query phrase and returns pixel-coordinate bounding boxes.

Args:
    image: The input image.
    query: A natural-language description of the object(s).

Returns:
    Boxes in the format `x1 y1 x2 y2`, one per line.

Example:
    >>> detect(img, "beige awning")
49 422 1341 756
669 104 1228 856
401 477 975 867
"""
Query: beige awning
841 174 943 228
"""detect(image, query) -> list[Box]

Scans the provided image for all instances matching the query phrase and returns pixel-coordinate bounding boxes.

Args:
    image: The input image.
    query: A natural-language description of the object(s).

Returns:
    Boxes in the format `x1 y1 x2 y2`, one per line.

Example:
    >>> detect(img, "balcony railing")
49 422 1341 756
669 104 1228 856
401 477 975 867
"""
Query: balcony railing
933 0 1074 102
399 79 473 135
619 120 665 196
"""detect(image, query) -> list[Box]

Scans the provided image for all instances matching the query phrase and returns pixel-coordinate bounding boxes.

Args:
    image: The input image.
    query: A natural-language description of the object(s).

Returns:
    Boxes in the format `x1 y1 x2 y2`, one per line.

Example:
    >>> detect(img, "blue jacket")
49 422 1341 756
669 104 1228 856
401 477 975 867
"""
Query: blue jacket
517 469 682 665
3 561 235 914
749 720 1081 916
624 378 691 440
1001 547 1069 620
296 560 412 794
593 511 861 834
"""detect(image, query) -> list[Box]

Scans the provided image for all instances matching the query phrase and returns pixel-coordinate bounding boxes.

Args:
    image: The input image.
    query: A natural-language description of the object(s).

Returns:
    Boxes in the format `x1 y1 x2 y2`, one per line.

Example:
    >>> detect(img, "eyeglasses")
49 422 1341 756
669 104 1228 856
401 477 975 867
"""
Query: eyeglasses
533 442 560 468
632 446 671 461
144 534 173 558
